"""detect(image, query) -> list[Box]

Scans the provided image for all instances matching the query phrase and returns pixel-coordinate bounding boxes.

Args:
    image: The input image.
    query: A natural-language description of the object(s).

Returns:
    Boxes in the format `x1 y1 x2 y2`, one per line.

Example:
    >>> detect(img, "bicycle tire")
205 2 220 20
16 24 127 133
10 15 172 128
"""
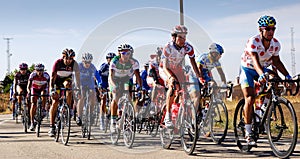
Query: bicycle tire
122 102 136 148
233 99 253 152
159 104 173 149
60 104 71 145
181 101 198 155
210 101 228 144
87 104 92 140
22 102 28 133
36 100 42 137
81 104 88 138
267 97 298 158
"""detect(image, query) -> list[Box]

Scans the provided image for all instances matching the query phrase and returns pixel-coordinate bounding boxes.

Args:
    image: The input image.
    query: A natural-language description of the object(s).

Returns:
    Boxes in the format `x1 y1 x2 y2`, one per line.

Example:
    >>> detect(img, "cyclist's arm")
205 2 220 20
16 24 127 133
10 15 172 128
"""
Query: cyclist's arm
134 69 142 90
27 79 32 94
73 61 81 88
271 55 290 77
189 57 201 78
13 76 17 94
216 67 226 84
249 51 264 76
108 69 116 88
94 70 102 88
50 71 57 90
162 58 173 79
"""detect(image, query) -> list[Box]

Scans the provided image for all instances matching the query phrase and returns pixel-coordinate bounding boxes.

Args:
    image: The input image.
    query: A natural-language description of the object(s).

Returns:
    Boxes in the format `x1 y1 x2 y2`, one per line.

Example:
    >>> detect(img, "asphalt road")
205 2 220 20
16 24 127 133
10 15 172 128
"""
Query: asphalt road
0 114 300 159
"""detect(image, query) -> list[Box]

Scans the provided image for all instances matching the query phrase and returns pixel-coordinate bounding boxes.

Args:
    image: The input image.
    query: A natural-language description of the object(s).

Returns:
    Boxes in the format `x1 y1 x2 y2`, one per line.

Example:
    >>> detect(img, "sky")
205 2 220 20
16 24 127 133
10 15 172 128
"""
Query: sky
1 0 300 82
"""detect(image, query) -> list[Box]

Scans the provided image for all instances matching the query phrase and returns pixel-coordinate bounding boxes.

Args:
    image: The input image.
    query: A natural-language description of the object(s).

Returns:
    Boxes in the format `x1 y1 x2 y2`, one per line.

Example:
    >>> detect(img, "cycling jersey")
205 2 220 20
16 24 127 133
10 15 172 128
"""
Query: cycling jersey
110 55 139 79
98 62 110 89
162 41 195 69
241 34 280 69
14 71 31 88
140 69 150 91
28 71 50 91
159 41 195 83
78 62 98 90
52 58 79 86
196 53 221 82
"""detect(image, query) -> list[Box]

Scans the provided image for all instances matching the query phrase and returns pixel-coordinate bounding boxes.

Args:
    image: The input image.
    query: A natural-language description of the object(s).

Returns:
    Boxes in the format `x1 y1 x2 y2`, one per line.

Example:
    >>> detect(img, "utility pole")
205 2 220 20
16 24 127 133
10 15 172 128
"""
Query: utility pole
291 27 296 75
3 38 13 75
179 0 184 25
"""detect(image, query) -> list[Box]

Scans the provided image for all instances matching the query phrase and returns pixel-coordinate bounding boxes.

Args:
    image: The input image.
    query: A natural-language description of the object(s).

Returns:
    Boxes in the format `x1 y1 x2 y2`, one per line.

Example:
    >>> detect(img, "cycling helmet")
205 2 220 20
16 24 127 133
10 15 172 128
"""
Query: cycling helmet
82 52 93 62
209 43 224 55
106 52 116 59
118 44 134 53
19 63 28 70
62 48 75 58
171 25 188 36
144 62 149 67
258 15 276 27
35 63 45 71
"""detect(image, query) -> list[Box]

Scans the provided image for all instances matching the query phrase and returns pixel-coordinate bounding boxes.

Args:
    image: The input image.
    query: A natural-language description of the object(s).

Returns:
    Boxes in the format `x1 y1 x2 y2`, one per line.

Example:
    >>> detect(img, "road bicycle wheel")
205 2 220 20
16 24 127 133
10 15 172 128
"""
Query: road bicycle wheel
159 104 173 149
181 101 198 155
122 102 136 148
36 102 42 137
22 103 29 133
267 97 298 158
81 105 88 138
233 99 253 152
60 104 71 145
209 101 228 144
87 104 92 140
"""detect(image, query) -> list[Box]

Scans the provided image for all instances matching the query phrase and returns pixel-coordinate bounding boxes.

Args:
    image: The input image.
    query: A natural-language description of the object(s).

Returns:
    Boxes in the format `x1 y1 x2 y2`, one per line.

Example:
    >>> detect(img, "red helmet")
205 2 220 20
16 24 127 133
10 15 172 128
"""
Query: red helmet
171 25 188 36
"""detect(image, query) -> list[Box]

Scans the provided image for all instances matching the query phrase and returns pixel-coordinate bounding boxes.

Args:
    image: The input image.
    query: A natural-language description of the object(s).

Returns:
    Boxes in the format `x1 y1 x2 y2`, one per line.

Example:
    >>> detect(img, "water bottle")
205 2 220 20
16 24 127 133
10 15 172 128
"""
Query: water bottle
171 103 180 121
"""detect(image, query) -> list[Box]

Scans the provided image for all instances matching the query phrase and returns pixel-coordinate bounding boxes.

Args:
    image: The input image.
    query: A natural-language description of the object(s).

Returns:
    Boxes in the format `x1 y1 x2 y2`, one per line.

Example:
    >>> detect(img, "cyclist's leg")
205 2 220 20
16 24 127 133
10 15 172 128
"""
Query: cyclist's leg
29 91 38 131
99 89 106 130
76 88 85 126
48 92 59 137
63 80 72 108
240 66 257 145
110 84 121 133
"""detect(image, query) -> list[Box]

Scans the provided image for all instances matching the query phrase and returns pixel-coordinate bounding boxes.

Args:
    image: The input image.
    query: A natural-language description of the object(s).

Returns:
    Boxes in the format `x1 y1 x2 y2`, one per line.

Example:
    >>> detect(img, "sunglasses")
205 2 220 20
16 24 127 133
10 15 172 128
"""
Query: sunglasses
264 27 276 31
121 51 131 56
83 61 91 64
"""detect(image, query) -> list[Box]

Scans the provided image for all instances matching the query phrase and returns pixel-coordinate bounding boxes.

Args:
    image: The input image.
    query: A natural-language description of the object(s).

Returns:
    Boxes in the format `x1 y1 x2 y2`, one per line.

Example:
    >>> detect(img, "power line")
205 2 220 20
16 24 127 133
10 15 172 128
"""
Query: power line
3 38 13 75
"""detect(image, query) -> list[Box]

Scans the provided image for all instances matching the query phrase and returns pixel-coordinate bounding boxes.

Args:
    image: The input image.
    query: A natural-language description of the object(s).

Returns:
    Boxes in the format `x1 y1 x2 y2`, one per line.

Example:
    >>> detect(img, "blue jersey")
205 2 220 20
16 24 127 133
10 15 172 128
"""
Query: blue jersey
140 69 150 90
78 62 99 89
98 63 110 89
196 53 221 82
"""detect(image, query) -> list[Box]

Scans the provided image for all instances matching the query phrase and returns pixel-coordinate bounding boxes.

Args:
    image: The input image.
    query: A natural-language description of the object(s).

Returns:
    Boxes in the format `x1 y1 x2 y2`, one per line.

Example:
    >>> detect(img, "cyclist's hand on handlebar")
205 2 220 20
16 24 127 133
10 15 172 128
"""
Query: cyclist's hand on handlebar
258 72 269 85
198 77 206 85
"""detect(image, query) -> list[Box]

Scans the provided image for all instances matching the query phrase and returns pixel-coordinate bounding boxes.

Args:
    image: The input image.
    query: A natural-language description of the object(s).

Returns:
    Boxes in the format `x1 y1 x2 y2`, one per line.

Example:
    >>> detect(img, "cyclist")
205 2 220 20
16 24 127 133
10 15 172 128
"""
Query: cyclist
239 15 292 146
108 44 142 133
76 52 100 126
97 52 116 130
159 25 201 128
48 48 81 137
148 47 165 115
12 63 31 119
196 43 226 85
27 63 50 131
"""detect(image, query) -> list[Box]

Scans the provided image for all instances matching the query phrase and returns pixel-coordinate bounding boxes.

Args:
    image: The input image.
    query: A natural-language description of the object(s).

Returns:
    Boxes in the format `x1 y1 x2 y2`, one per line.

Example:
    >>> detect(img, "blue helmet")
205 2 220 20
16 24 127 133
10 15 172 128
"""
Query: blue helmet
258 15 276 27
209 43 224 55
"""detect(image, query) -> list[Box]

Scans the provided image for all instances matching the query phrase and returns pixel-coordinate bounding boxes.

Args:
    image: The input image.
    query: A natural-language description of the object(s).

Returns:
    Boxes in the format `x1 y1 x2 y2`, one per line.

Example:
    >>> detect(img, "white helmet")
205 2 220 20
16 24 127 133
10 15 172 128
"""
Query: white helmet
82 52 93 62
171 25 188 35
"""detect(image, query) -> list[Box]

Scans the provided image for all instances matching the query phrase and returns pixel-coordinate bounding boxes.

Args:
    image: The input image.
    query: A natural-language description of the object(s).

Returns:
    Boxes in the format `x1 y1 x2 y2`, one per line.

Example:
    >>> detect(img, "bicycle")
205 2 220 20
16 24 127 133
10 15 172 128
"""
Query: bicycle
197 82 233 144
159 82 198 155
54 87 75 145
14 93 30 133
233 75 300 158
30 93 49 137
110 83 136 148
81 88 95 140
